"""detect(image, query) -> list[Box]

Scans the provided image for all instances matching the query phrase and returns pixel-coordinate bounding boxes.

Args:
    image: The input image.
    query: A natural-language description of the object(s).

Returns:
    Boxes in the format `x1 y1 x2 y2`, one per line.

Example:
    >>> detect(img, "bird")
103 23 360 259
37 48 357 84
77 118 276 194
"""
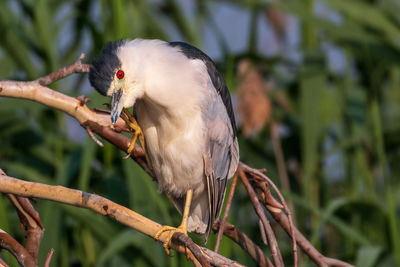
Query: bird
89 38 239 253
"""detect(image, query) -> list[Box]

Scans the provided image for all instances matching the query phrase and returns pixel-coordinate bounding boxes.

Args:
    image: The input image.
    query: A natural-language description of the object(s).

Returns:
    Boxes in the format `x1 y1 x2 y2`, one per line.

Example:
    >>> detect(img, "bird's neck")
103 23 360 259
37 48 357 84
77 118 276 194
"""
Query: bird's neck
135 93 201 132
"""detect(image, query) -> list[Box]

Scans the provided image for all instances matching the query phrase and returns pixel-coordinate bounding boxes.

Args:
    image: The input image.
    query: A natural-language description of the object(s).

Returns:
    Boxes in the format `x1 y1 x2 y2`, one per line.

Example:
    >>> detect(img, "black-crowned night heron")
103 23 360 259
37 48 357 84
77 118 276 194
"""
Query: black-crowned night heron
89 39 239 253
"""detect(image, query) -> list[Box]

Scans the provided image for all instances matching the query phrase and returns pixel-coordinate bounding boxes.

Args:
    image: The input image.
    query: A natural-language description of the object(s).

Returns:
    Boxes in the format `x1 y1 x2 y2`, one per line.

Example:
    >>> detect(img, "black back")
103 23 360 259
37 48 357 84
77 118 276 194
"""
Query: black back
89 40 126 96
168 42 237 136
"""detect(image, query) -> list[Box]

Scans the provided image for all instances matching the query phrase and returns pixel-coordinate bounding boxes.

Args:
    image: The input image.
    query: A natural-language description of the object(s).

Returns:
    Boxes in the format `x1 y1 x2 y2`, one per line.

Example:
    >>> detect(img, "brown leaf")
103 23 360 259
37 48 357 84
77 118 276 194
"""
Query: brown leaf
237 60 271 137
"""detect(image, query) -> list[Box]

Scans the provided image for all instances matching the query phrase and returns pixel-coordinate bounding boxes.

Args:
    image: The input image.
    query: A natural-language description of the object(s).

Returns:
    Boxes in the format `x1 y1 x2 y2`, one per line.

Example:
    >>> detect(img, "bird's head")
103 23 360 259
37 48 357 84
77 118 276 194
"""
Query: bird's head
89 40 145 124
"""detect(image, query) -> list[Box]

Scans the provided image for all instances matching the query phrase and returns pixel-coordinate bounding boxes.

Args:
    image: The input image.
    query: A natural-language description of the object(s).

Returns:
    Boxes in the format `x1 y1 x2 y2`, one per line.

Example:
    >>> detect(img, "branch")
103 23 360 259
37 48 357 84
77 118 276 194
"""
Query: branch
43 249 54 267
0 169 45 267
241 164 353 267
213 220 273 267
0 229 36 267
0 257 9 267
241 162 298 267
270 211 353 267
214 173 238 253
35 53 89 86
6 195 43 262
0 174 244 267
238 166 284 267
0 55 153 178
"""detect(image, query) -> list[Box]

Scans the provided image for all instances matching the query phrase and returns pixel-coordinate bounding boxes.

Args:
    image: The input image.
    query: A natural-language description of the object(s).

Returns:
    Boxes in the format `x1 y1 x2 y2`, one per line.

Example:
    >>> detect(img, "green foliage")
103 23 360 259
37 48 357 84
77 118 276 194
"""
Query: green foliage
0 0 400 266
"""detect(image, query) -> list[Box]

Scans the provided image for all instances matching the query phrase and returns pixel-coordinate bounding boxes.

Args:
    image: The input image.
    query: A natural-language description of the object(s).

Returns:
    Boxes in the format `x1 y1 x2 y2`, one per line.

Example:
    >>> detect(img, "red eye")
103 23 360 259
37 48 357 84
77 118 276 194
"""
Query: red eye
116 70 124 79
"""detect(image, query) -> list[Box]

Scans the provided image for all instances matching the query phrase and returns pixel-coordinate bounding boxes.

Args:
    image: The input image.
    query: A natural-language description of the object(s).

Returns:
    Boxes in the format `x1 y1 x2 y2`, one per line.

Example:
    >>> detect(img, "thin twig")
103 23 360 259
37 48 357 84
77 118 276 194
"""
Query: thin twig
270 211 353 267
0 169 44 265
0 230 36 267
201 247 246 267
35 53 90 86
238 166 284 267
0 257 9 267
213 221 273 267
259 219 268 245
43 249 54 267
270 121 295 215
85 126 104 147
214 172 238 253
173 233 212 267
6 195 43 263
241 162 298 267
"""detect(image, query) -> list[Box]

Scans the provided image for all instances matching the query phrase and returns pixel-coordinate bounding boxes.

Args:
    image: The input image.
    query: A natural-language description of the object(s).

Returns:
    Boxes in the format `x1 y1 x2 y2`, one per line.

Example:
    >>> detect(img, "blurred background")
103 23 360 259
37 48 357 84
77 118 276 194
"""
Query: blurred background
1 0 400 266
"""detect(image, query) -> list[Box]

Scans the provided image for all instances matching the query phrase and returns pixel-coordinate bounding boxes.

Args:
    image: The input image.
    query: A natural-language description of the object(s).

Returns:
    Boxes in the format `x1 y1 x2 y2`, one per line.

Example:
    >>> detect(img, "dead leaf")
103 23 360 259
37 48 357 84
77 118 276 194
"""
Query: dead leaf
237 60 271 137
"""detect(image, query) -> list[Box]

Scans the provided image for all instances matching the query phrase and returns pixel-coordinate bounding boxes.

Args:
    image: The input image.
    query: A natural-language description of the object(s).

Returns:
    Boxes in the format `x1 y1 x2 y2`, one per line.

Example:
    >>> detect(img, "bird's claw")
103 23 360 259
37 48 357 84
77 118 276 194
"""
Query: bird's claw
154 225 188 256
119 108 151 167
123 129 141 159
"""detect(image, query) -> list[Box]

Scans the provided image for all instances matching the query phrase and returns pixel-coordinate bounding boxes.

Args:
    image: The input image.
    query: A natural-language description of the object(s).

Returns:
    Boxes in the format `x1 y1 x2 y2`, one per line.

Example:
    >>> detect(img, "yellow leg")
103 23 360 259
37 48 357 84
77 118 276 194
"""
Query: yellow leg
120 109 152 169
154 189 193 255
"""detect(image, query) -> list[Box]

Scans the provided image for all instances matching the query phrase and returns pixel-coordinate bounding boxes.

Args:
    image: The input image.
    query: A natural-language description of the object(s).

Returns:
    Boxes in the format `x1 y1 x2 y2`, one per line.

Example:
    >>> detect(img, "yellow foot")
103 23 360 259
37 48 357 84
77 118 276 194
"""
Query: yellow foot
122 127 142 159
154 225 188 256
120 108 152 169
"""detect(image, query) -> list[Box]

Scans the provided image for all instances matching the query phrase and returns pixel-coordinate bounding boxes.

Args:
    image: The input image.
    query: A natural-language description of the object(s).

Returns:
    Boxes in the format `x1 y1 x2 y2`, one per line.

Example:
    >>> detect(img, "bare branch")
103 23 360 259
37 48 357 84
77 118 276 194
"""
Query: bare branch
238 166 284 267
0 174 242 267
270 121 294 214
85 126 104 147
35 54 90 86
214 173 238 253
43 249 54 267
269 211 353 267
0 70 153 179
6 195 43 263
0 229 36 267
241 162 298 267
213 221 273 267
0 257 9 267
0 169 44 265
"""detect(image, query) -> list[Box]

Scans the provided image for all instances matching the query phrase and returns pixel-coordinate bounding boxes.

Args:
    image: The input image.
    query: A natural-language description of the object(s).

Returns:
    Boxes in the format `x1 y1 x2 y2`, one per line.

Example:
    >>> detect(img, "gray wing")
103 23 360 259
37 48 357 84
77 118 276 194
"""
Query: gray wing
203 91 239 240
168 41 239 239
168 41 237 136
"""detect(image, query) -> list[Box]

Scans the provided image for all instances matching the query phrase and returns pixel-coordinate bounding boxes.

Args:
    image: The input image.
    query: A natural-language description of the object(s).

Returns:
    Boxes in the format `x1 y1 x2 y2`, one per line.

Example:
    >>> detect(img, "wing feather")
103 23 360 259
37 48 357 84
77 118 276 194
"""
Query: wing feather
168 41 239 239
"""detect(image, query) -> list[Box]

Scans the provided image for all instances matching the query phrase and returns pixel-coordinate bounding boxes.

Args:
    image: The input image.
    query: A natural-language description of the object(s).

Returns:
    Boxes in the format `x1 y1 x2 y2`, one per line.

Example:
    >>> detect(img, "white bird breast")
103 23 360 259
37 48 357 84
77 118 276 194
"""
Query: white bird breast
135 99 207 198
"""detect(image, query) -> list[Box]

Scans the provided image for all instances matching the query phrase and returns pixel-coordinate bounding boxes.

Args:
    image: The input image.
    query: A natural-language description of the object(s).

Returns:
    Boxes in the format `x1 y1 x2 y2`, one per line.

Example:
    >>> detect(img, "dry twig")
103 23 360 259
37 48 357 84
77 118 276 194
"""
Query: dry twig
0 229 37 267
238 166 284 267
270 211 353 267
0 169 47 267
0 257 9 267
241 163 298 267
214 173 238 253
43 249 54 267
213 221 273 267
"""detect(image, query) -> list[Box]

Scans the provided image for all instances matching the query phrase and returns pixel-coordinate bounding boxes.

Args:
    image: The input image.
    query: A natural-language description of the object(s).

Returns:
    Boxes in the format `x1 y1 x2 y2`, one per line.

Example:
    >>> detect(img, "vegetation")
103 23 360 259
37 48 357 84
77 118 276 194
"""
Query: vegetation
0 0 399 266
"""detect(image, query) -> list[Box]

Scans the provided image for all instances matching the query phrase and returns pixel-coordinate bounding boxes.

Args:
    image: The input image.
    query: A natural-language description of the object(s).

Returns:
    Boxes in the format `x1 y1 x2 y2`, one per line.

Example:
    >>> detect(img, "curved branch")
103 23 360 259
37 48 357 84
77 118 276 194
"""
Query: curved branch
270 211 353 267
213 220 273 267
0 257 9 267
0 55 152 178
6 195 43 262
35 53 89 86
0 174 244 267
238 166 284 267
241 162 298 266
0 229 36 267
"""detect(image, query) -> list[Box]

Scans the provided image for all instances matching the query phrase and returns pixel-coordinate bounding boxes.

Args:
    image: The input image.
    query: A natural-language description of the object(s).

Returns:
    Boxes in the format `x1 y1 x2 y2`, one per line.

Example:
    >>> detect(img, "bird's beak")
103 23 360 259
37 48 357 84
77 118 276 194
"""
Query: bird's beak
110 87 125 124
